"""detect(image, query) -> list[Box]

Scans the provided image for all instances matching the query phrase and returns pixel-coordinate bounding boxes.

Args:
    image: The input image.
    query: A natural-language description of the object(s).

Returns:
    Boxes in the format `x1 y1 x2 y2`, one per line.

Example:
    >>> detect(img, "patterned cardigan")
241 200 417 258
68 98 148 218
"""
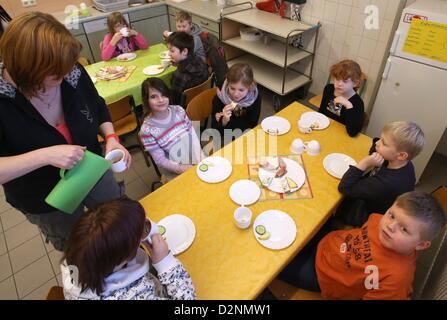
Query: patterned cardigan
62 249 196 300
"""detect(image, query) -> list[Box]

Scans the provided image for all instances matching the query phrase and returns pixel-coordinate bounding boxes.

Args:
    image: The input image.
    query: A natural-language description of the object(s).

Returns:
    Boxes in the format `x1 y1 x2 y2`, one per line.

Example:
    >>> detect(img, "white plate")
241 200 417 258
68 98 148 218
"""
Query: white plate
159 50 170 59
261 116 291 135
323 153 357 179
196 156 232 183
258 157 306 194
300 112 330 130
116 52 137 62
143 65 165 75
253 210 297 250
157 214 196 255
229 179 261 206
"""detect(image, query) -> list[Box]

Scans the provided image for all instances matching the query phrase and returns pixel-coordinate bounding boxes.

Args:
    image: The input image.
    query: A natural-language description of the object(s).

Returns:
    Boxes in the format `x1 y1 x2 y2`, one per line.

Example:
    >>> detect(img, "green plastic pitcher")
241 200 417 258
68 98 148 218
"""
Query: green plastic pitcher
45 150 111 214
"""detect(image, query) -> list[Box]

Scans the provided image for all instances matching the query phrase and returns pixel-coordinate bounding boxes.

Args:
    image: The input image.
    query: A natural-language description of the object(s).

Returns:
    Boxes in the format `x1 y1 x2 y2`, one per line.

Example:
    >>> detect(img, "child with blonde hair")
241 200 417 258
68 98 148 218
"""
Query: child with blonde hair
279 191 446 300
319 59 365 137
336 121 425 226
61 197 196 300
101 12 148 61
163 11 206 62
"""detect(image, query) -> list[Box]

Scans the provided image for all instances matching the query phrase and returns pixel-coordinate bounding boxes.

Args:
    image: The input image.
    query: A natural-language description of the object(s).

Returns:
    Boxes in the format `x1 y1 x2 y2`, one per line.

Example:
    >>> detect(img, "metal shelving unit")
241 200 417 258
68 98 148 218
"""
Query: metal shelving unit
220 6 320 110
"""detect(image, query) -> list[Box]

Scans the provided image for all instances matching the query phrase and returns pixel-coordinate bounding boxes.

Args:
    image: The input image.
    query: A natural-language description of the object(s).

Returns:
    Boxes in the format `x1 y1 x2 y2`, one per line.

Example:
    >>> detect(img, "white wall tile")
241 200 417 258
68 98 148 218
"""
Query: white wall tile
324 1 339 23
379 20 395 43
358 37 377 60
333 24 348 44
373 42 388 63
336 4 352 26
385 0 402 21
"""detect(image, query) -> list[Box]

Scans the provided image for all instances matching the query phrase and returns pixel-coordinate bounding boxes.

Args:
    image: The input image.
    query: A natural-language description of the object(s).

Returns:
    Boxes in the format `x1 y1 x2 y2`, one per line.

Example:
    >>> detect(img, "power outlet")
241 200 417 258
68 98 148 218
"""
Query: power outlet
21 0 37 7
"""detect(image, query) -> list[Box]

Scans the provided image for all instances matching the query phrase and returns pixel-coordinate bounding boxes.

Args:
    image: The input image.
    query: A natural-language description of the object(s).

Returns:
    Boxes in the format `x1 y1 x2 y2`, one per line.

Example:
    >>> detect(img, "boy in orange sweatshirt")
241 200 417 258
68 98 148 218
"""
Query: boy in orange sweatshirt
279 191 446 299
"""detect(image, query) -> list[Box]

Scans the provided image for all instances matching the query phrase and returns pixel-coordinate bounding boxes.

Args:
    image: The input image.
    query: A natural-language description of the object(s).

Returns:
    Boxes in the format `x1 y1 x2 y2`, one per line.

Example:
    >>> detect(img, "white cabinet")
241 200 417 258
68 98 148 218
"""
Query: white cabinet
221 7 320 110
128 6 169 46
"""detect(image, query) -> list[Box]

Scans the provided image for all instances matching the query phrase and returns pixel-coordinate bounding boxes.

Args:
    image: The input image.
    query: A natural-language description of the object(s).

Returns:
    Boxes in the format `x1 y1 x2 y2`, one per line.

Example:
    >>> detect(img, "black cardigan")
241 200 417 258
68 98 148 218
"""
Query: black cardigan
0 63 111 213
319 84 364 137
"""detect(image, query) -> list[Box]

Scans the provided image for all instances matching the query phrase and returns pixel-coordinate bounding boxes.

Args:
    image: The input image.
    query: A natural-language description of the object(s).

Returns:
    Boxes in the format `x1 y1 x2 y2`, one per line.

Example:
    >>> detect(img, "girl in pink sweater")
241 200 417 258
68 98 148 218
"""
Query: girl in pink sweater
101 12 149 61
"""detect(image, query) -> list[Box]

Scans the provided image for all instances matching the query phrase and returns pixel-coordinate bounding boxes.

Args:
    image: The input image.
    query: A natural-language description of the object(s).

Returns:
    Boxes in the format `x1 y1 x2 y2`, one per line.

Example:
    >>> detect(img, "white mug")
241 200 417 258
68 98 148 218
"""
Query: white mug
305 140 321 156
234 206 252 229
119 27 129 37
105 149 126 173
141 218 159 244
161 58 171 69
291 138 305 154
298 119 312 134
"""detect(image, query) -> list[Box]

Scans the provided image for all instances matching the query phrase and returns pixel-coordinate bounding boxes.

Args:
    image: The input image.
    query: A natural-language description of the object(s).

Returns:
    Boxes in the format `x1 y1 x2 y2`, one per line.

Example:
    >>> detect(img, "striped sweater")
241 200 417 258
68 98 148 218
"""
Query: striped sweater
139 105 203 180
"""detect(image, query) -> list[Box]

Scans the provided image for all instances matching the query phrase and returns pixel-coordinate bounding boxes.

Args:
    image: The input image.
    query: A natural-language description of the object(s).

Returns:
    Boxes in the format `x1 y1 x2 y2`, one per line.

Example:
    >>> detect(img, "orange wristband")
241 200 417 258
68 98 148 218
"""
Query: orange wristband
105 133 119 143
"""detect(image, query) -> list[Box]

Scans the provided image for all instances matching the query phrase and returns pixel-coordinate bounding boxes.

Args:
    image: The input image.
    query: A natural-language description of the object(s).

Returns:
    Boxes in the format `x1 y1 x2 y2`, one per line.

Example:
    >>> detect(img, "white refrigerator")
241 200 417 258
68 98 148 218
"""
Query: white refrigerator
366 0 447 182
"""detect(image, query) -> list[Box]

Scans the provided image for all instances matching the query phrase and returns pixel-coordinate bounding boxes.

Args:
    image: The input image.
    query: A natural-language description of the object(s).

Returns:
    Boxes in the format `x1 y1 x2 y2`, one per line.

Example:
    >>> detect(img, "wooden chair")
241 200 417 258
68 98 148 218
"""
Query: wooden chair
186 87 217 132
186 87 217 154
412 186 447 300
432 186 447 213
98 95 139 144
46 286 65 300
268 278 323 300
77 56 90 67
308 73 368 109
181 73 214 108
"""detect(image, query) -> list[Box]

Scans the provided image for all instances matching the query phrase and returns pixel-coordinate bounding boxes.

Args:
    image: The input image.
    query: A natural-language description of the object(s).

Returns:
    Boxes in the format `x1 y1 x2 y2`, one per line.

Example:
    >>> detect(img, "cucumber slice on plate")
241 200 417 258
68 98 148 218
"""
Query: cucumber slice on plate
158 225 166 236
255 225 266 235
258 231 271 240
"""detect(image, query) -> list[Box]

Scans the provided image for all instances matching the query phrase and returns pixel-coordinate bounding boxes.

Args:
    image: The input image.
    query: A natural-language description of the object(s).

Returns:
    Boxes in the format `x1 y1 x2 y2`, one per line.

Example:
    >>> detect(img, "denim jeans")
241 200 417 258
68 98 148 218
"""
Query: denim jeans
23 170 124 251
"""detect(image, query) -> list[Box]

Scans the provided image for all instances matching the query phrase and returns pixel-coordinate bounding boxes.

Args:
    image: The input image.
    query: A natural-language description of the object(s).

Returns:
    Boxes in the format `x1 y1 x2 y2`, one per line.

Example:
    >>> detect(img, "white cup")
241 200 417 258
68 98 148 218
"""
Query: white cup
141 218 159 244
305 140 321 156
161 58 171 69
291 138 305 154
234 206 252 229
119 27 129 37
298 118 312 134
105 149 126 173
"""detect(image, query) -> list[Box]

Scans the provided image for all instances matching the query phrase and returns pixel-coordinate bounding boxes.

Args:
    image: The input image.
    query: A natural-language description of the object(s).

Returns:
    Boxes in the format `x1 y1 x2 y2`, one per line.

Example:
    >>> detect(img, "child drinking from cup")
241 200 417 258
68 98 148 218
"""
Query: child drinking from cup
319 59 365 137
61 197 196 300
139 78 204 181
211 63 261 146
101 12 149 61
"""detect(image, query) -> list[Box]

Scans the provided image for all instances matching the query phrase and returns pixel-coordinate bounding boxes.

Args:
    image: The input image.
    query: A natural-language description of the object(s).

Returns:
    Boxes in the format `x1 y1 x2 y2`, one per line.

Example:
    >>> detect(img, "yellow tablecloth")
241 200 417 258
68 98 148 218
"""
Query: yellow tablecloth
85 43 175 106
139 102 372 299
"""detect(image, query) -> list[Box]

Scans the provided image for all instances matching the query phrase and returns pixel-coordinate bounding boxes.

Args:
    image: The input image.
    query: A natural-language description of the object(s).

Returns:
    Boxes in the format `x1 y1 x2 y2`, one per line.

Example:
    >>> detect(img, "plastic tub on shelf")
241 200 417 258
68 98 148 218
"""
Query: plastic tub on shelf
93 0 130 12
239 27 263 42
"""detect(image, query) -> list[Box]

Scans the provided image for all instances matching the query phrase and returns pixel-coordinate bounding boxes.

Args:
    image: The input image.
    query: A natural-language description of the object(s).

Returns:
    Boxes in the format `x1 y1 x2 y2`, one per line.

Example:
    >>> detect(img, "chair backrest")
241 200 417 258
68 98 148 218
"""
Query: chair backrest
186 87 217 123
108 95 136 123
46 286 65 300
182 73 214 107
78 57 90 67
200 31 228 88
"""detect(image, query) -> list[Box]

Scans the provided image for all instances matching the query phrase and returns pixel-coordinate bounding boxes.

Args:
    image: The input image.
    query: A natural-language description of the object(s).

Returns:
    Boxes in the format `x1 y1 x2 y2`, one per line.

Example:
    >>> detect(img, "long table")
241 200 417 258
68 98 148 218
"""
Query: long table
139 102 372 299
85 43 175 106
